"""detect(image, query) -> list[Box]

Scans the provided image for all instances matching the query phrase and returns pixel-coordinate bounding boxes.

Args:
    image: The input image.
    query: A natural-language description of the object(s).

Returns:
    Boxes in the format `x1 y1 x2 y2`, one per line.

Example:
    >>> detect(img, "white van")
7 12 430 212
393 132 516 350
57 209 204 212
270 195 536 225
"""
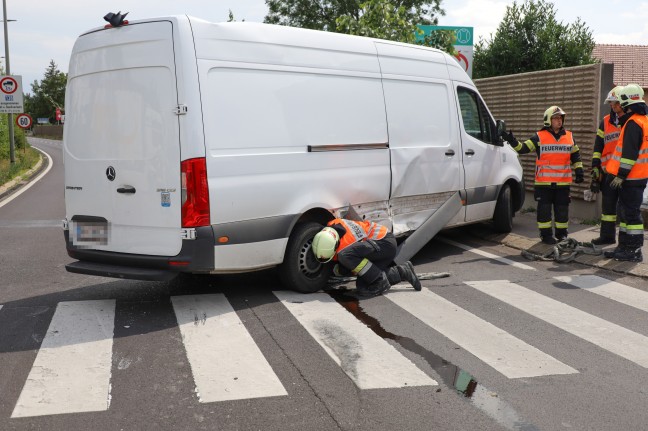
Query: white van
63 15 524 292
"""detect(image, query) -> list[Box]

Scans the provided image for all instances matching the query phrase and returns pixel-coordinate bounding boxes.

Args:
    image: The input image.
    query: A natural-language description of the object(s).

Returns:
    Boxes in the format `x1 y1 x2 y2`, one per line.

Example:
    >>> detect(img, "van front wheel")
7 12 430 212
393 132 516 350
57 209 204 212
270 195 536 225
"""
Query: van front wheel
493 184 513 233
279 222 333 293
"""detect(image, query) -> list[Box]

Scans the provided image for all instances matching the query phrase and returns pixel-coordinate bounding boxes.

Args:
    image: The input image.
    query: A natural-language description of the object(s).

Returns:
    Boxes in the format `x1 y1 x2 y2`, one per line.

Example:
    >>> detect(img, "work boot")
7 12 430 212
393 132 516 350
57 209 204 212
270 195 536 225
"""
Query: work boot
603 247 620 259
355 273 391 298
541 236 557 245
591 236 616 246
613 247 643 263
397 261 422 291
556 234 568 242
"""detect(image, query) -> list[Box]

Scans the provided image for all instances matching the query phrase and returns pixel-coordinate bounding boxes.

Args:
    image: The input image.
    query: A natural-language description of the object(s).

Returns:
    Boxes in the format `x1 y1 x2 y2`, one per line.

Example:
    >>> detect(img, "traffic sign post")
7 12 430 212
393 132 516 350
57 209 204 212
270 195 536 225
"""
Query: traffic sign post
0 75 24 113
416 26 474 78
15 113 32 129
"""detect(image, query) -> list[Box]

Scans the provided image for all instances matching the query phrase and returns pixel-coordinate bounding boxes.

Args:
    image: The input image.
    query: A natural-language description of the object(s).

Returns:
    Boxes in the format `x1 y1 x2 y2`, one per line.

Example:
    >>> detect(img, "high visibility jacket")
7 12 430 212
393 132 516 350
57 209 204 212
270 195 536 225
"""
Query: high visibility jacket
607 114 648 179
535 130 575 185
327 218 388 254
601 115 621 169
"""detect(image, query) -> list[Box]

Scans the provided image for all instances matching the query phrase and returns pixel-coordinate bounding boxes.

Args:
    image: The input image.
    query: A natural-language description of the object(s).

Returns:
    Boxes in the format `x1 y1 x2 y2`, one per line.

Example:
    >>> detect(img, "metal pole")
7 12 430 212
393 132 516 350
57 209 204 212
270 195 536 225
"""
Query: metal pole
2 0 14 164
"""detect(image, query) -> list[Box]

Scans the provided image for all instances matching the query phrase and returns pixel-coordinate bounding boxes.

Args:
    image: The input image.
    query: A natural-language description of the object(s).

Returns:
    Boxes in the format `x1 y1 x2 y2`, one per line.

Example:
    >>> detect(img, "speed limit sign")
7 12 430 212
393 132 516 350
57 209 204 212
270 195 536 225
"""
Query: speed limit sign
15 113 32 129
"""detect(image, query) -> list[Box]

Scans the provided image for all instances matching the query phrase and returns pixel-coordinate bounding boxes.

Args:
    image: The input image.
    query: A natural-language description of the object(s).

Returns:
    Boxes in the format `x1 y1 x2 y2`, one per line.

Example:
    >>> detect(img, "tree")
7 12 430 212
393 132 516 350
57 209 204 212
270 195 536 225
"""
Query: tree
265 0 444 32
473 0 596 79
24 60 67 124
335 0 455 53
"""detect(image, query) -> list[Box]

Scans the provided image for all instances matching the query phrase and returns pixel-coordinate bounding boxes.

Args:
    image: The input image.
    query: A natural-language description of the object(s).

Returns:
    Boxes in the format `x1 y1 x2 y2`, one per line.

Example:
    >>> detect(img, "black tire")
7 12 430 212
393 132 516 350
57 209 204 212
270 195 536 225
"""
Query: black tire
278 222 333 293
493 184 513 233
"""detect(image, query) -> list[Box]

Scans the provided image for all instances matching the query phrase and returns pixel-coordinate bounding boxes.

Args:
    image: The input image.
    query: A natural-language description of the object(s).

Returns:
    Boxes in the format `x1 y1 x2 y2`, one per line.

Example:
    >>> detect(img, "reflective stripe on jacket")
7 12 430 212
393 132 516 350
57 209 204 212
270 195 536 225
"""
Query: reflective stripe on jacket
601 114 621 169
327 218 388 254
607 114 648 179
535 130 575 185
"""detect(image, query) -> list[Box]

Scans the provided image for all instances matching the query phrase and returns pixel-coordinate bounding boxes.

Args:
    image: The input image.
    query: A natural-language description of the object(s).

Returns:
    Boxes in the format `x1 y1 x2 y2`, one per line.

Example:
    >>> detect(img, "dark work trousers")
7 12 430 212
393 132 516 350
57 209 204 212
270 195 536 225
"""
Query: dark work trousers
336 233 397 290
599 172 620 240
617 183 646 249
535 186 570 239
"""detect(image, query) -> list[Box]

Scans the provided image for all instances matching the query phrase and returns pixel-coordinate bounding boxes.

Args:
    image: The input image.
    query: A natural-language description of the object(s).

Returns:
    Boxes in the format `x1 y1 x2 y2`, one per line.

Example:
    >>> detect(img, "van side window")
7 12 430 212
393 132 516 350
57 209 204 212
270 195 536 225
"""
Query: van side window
457 87 495 145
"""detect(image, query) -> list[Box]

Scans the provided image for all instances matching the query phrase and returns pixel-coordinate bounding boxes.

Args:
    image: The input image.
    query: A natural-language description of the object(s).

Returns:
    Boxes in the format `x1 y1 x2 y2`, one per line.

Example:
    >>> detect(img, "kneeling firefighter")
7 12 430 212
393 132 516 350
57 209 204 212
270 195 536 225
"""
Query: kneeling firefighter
312 218 421 297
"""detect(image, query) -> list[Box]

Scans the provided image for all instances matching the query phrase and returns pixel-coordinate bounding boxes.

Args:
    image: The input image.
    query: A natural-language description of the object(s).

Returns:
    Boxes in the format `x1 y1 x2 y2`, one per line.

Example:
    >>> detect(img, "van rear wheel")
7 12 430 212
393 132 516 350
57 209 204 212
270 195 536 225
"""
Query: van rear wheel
493 184 513 233
279 222 333 293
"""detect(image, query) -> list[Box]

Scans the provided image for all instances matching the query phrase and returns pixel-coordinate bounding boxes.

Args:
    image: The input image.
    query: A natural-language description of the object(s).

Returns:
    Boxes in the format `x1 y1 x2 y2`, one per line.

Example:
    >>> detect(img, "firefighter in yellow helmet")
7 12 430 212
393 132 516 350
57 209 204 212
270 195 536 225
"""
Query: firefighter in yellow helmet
312 218 421 297
603 84 648 262
500 106 584 244
590 86 625 245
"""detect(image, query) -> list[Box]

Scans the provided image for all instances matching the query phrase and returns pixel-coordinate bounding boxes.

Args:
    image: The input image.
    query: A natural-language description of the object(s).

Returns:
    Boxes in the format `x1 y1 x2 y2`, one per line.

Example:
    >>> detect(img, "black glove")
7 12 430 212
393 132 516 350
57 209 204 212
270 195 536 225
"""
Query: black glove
574 168 584 184
500 130 516 144
590 179 600 193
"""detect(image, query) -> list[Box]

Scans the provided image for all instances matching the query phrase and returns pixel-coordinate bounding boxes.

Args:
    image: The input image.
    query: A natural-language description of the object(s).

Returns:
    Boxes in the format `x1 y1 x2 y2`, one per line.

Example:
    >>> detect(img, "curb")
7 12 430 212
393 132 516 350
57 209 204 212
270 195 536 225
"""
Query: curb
0 150 47 202
468 226 648 280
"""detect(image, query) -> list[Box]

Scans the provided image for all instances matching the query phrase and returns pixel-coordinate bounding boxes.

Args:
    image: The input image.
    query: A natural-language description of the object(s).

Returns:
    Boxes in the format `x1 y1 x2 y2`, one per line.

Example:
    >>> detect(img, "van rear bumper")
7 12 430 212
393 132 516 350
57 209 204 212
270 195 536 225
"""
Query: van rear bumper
66 261 178 281
63 226 215 281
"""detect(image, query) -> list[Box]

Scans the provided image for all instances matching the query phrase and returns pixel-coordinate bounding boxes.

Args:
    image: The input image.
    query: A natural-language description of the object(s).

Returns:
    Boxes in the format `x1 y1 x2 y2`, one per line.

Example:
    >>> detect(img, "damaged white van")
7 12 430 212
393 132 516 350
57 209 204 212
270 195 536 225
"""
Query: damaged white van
63 14 524 292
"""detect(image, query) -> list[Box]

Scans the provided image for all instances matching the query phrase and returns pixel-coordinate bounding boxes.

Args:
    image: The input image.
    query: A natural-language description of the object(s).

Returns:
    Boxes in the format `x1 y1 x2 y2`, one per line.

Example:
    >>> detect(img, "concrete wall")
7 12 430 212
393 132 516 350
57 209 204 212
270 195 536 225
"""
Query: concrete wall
475 63 615 220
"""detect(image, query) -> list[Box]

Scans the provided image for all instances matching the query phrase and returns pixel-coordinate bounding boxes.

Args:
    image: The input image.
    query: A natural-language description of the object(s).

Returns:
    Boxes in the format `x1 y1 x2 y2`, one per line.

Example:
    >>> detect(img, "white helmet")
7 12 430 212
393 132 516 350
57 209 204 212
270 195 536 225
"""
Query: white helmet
604 86 624 103
618 83 645 109
312 227 339 263
543 106 566 127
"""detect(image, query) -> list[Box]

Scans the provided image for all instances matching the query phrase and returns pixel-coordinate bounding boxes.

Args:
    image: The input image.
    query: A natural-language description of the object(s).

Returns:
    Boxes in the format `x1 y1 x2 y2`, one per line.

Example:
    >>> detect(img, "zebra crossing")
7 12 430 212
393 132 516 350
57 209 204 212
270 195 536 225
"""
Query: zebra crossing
2 274 648 418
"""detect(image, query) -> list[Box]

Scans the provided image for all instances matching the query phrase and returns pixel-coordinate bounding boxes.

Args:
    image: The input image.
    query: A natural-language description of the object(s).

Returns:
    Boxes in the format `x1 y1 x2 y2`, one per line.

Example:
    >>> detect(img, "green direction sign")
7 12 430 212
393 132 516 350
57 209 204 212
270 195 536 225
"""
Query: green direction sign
416 25 473 46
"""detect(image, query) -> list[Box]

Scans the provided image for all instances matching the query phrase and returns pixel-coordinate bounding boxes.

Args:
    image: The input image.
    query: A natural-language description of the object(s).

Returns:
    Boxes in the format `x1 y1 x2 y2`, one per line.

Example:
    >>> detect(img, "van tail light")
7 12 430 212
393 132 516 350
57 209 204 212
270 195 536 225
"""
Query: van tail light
181 157 210 228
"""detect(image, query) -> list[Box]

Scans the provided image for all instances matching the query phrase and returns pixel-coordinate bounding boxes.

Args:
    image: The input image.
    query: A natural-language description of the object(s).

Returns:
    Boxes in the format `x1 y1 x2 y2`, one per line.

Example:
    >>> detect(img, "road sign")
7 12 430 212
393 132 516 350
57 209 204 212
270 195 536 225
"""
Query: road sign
15 113 33 129
416 26 474 78
0 75 24 113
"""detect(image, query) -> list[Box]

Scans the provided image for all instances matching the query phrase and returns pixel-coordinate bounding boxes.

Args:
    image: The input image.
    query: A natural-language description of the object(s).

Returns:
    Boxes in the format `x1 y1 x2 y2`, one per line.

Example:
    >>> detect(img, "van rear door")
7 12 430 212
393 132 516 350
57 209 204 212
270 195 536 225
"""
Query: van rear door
64 21 183 256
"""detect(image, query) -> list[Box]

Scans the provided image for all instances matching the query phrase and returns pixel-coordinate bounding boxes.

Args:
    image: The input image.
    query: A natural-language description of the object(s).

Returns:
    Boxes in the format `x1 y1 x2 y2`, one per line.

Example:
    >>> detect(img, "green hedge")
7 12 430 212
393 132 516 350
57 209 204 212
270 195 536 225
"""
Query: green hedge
0 116 39 186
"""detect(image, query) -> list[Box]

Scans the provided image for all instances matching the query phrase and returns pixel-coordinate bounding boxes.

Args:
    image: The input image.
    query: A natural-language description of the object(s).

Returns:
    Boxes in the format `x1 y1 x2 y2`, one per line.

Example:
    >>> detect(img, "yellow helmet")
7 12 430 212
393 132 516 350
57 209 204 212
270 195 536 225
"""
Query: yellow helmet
312 227 339 263
618 84 645 109
543 106 566 127
604 86 624 103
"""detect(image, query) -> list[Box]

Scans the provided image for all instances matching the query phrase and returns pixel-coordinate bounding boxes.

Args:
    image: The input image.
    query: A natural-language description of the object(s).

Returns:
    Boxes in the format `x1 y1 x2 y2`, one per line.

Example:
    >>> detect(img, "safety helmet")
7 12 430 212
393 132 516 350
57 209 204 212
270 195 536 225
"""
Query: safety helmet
604 86 624 103
312 227 339 263
543 106 566 127
618 83 645 109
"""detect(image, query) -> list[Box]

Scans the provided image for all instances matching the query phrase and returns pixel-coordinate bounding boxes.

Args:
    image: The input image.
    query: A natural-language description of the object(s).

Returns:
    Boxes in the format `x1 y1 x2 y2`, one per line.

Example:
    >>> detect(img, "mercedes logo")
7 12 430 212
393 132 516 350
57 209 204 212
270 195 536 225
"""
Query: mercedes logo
106 166 116 181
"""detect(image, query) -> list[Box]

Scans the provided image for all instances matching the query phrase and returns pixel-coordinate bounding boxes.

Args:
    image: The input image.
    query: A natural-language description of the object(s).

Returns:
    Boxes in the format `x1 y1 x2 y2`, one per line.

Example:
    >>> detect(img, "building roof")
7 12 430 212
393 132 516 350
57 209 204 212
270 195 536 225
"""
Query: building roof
593 44 648 87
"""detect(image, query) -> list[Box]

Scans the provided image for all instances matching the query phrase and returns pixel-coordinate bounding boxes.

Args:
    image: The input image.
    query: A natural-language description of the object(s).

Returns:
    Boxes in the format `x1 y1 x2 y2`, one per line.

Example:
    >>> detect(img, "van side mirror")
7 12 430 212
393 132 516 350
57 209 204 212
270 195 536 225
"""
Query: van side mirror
495 120 507 146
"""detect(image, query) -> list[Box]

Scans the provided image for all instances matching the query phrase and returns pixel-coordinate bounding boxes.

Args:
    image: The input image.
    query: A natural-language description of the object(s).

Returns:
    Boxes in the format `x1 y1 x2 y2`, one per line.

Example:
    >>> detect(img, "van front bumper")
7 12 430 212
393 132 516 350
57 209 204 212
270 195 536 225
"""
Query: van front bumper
63 226 215 281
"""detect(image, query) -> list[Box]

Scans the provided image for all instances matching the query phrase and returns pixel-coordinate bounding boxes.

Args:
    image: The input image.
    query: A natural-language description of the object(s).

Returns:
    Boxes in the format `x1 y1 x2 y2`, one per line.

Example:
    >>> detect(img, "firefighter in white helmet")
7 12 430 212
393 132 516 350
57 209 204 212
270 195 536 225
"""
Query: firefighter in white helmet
501 106 584 244
603 84 648 262
590 86 624 245
312 218 421 297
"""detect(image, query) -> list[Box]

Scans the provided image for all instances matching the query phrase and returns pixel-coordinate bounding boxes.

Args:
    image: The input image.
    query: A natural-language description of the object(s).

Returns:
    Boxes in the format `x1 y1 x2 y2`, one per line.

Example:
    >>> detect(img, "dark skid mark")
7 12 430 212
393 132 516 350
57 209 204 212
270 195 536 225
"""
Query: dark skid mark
328 290 540 431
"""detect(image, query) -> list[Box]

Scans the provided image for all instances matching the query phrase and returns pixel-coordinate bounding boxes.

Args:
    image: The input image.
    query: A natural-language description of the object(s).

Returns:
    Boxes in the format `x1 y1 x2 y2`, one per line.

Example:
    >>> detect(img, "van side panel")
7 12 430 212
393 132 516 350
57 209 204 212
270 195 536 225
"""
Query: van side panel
192 28 391 270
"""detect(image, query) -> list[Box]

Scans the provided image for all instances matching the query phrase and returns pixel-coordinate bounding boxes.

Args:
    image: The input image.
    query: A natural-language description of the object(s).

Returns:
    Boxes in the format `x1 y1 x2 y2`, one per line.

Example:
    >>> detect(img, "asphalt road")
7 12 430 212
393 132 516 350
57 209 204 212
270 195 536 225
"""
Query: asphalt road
1 138 648 431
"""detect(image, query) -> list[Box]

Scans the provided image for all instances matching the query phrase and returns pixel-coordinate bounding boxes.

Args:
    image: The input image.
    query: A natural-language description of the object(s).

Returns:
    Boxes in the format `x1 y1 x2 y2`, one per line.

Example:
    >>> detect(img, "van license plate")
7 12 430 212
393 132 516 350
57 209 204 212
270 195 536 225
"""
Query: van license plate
73 221 109 246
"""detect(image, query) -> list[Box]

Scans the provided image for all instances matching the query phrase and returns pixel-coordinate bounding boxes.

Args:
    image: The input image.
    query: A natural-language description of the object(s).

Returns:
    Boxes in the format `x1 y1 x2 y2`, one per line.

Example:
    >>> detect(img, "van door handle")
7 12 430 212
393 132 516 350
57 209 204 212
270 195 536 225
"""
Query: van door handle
465 149 475 156
445 150 455 156
117 186 136 194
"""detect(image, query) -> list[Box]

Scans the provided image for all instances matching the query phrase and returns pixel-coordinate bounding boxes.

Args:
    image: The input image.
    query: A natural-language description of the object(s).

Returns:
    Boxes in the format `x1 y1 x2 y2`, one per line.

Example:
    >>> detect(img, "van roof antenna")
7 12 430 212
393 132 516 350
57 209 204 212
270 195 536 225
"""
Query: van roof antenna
104 11 129 28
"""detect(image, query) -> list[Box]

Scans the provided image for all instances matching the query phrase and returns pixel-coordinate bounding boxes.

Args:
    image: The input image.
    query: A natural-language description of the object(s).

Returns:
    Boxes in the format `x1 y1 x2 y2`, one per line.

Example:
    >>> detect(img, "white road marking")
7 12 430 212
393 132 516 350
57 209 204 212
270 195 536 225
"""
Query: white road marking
386 288 576 378
466 280 648 368
438 237 536 271
0 147 53 209
11 300 116 418
554 275 648 313
274 291 437 389
171 294 287 403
